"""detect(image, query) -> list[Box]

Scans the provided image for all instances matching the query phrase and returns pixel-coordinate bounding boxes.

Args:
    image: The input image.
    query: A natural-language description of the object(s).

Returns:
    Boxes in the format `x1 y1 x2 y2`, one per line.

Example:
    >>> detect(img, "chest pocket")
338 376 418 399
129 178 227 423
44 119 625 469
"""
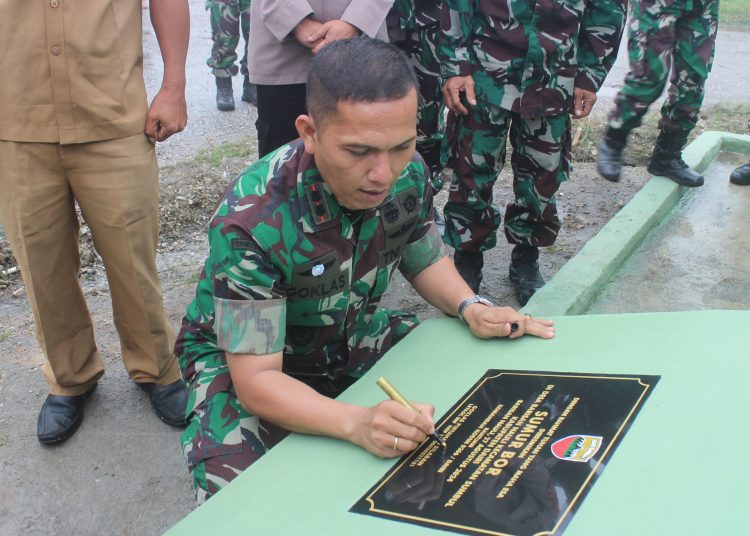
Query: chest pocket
284 251 350 327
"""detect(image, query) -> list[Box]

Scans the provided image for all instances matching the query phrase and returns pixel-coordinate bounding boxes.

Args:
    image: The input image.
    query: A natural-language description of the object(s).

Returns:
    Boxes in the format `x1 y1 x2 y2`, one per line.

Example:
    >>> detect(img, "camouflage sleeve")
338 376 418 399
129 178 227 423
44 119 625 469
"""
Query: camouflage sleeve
438 0 477 78
399 160 445 279
209 224 287 355
574 0 626 92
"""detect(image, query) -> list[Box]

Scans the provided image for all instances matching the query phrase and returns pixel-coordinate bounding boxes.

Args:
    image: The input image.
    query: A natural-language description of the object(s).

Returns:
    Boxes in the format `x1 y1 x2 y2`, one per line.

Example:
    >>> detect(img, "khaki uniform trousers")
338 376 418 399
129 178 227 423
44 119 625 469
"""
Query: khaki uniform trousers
0 133 181 396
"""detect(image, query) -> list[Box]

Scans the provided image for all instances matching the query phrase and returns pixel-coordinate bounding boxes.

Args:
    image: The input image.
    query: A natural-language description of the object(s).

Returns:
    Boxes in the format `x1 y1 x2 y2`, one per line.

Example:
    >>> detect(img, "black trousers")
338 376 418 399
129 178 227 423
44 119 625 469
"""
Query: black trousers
255 83 307 157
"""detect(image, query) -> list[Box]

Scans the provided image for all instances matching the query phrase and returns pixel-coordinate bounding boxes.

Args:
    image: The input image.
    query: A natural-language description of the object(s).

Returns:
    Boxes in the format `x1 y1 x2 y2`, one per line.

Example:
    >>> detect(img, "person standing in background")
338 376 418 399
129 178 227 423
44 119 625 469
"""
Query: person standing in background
387 0 446 231
247 0 394 158
597 0 719 188
439 0 625 305
0 0 190 444
208 0 257 111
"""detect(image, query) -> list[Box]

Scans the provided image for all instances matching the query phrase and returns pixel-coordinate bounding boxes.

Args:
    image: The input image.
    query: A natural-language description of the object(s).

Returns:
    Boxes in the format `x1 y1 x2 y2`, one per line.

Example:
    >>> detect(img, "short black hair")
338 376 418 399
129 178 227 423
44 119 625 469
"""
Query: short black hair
306 36 418 124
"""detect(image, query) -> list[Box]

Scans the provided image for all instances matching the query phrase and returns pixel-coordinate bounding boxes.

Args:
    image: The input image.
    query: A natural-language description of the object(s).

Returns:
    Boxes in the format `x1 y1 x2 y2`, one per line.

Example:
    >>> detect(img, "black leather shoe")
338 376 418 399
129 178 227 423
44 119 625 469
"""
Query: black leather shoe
730 162 750 185
242 74 258 107
454 251 483 293
596 135 626 182
647 132 704 187
37 384 97 445
137 380 188 427
216 76 235 111
509 245 545 306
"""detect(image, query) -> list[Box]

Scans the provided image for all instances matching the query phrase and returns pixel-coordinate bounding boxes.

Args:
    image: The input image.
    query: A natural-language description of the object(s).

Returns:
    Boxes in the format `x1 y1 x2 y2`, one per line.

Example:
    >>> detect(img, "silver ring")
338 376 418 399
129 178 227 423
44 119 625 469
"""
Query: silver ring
393 436 399 451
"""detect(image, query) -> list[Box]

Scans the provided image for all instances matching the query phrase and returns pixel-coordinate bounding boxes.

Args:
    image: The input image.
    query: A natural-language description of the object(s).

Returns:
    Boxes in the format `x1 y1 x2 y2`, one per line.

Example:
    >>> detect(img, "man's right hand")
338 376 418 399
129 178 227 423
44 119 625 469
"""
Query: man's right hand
443 75 477 115
352 400 436 458
293 17 325 50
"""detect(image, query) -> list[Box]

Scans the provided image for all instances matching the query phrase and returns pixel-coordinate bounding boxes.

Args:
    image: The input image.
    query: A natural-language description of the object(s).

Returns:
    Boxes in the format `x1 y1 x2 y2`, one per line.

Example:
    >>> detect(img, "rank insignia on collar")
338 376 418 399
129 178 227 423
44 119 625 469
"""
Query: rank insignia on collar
305 183 332 225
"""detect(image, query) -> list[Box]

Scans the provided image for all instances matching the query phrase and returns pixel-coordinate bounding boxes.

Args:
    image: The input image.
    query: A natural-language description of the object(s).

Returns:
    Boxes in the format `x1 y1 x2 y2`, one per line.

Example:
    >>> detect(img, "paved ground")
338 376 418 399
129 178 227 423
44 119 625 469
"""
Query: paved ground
0 6 748 536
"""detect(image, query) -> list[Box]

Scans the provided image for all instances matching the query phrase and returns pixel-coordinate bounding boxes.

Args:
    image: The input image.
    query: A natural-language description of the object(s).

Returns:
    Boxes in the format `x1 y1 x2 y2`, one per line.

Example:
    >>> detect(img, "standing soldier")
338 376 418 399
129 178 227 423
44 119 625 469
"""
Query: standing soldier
439 1 626 305
597 0 719 187
208 0 257 110
387 0 444 199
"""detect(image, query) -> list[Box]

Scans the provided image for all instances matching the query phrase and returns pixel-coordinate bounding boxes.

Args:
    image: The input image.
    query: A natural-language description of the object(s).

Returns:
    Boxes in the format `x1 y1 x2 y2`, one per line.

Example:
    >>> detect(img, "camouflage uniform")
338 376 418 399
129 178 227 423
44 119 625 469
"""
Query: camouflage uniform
608 0 719 136
439 0 625 252
388 0 444 188
207 0 251 78
177 141 444 502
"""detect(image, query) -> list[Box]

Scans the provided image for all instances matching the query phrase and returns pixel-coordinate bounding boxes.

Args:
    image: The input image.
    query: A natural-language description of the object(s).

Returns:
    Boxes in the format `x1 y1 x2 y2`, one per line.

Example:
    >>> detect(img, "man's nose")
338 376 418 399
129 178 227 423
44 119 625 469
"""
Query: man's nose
367 152 395 185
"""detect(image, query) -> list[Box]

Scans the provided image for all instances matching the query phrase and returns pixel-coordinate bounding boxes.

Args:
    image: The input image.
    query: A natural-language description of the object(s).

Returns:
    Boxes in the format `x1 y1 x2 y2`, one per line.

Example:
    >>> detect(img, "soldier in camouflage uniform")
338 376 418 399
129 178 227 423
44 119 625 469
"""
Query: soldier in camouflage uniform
176 38 555 503
597 0 719 188
439 0 626 305
387 0 444 191
207 0 256 111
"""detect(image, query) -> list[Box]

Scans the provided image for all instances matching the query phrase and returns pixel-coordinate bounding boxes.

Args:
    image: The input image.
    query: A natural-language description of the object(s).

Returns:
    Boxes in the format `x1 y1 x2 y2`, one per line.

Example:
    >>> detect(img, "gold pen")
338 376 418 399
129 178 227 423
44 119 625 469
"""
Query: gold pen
376 377 447 448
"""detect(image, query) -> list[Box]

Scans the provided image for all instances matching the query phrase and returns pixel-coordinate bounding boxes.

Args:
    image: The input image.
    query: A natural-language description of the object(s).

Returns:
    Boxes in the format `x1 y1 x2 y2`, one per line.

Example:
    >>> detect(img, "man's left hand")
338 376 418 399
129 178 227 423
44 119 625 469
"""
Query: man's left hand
309 20 361 54
572 87 597 119
463 305 555 340
146 86 187 142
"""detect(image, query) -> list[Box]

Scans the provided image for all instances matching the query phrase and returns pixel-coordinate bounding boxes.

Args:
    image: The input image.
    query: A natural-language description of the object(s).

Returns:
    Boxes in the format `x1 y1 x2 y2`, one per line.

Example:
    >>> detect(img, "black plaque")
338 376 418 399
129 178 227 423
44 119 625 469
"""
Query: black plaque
351 370 659 536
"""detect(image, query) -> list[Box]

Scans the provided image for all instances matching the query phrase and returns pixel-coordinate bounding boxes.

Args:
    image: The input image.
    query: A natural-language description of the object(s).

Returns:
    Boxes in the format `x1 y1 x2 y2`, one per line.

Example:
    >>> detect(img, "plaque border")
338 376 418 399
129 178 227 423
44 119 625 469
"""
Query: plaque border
356 370 658 536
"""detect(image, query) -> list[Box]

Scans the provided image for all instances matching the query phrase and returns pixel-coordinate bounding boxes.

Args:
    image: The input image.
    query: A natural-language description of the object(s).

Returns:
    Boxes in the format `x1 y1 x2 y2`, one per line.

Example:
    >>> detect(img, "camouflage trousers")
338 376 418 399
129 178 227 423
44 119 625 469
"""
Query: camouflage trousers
442 104 569 253
608 0 718 135
181 310 418 503
206 0 251 78
390 24 444 188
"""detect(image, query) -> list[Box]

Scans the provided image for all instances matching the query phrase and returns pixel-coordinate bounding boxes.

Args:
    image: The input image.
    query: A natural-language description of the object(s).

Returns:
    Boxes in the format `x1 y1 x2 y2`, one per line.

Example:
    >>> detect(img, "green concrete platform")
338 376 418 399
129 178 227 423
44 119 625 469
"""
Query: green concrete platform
525 132 750 317
168 312 750 535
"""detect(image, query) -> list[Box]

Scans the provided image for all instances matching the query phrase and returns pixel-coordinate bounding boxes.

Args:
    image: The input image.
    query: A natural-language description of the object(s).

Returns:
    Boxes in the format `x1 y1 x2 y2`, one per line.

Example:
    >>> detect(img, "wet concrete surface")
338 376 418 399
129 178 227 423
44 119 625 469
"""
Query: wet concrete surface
588 151 750 314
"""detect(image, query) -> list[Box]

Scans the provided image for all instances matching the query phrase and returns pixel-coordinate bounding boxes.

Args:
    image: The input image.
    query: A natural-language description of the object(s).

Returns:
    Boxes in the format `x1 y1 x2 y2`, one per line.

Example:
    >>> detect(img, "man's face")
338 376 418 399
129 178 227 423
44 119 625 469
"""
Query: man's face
297 89 418 210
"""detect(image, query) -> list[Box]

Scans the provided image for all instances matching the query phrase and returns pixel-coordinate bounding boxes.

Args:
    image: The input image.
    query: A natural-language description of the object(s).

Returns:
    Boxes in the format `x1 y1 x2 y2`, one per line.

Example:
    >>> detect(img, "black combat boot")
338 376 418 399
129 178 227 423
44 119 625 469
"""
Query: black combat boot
215 76 235 111
730 161 750 185
242 74 258 107
596 129 627 182
454 251 483 293
509 245 545 306
647 132 704 187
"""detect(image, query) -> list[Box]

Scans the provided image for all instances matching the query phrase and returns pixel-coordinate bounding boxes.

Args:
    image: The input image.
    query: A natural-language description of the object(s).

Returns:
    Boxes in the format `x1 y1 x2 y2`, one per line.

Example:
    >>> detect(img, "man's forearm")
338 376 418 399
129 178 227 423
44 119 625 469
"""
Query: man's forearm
408 256 476 317
150 0 189 90
227 352 363 442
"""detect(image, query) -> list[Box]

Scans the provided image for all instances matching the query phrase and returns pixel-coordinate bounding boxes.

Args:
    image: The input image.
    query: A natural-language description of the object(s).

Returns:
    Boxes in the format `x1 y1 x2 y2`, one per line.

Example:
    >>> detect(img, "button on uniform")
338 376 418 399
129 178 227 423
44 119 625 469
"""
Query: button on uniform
51 46 61 56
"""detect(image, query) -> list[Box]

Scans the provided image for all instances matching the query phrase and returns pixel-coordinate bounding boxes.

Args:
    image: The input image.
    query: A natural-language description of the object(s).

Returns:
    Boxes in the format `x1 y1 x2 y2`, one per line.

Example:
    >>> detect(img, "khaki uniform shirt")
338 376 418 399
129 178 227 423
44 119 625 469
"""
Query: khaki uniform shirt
0 0 148 144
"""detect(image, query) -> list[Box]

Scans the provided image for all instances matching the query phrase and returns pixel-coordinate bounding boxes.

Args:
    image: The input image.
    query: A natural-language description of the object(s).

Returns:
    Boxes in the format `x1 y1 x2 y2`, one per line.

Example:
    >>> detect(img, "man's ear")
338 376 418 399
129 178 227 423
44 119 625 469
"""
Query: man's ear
295 114 317 154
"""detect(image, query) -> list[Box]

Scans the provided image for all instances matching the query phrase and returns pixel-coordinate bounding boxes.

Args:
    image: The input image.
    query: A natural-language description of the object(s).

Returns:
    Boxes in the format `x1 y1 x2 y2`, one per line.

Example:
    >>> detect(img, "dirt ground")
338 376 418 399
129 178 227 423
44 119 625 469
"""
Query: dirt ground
0 3 748 534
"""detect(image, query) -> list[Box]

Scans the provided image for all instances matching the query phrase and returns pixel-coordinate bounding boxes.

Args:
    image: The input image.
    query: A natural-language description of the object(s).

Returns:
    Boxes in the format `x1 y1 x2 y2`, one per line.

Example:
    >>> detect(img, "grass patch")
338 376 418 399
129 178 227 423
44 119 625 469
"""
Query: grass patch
0 332 10 343
720 0 750 31
197 138 257 166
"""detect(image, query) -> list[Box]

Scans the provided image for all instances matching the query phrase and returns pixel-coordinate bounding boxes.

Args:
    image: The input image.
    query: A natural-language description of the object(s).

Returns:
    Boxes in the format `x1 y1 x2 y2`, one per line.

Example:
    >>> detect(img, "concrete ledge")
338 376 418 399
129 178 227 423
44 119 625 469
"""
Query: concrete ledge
524 131 750 317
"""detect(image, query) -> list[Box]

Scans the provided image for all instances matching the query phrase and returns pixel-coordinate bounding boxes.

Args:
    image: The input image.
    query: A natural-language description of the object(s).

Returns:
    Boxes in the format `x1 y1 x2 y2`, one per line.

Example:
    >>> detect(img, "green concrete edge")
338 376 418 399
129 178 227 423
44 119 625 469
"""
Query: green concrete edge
523 131 750 317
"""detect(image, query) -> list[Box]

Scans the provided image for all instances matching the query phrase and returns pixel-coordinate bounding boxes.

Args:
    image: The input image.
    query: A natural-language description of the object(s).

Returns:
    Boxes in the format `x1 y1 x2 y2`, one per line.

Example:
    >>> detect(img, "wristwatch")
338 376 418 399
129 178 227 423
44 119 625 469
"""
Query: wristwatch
457 295 494 323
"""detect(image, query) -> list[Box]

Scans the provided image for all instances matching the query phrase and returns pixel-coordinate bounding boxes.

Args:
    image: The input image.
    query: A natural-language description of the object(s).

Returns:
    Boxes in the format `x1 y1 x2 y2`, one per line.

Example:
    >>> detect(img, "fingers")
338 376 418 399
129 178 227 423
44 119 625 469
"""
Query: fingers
524 317 556 339
307 22 329 43
443 76 474 115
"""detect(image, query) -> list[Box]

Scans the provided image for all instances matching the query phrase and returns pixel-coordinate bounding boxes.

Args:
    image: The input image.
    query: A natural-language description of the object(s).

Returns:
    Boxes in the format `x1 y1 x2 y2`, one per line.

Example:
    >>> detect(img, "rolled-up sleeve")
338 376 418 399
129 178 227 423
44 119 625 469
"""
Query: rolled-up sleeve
209 223 287 355
399 161 445 279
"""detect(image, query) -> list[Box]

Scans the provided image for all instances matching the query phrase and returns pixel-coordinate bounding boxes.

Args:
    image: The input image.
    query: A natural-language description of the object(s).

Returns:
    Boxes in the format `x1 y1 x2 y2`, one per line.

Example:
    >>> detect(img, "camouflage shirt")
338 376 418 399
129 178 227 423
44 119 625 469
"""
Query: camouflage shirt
388 0 441 31
177 141 444 411
439 0 626 118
